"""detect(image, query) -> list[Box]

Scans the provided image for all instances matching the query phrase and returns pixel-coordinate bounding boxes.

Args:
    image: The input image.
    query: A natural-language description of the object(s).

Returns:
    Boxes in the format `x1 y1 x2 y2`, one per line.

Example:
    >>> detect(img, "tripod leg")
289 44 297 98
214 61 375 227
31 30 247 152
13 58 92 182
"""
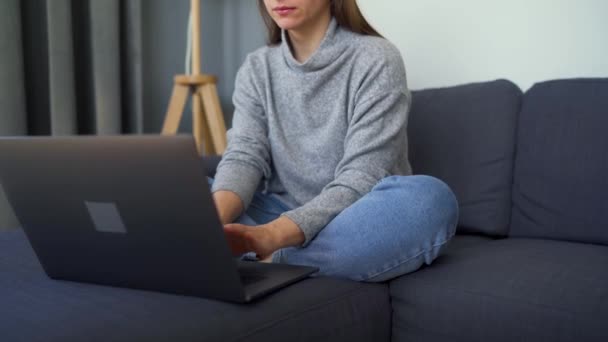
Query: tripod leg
161 84 189 135
193 92 214 155
199 84 227 154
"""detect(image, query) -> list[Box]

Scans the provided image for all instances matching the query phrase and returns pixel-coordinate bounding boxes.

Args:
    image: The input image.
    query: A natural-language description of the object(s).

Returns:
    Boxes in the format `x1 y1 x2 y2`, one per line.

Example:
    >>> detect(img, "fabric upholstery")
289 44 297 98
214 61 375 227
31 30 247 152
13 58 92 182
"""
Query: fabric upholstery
511 78 608 245
390 237 608 342
0 230 391 342
204 155 222 178
408 79 522 236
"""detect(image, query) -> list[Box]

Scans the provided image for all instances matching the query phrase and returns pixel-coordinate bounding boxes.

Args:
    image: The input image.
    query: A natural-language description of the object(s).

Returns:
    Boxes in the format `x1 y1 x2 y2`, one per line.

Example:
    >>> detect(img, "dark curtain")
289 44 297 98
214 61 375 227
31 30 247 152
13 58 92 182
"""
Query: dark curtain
0 0 144 229
1 0 144 136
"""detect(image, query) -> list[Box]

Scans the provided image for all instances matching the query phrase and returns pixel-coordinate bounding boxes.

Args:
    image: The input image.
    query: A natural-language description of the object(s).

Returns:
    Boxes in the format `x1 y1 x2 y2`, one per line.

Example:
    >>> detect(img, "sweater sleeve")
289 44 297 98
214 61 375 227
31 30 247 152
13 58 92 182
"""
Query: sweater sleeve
282 49 412 245
211 56 271 210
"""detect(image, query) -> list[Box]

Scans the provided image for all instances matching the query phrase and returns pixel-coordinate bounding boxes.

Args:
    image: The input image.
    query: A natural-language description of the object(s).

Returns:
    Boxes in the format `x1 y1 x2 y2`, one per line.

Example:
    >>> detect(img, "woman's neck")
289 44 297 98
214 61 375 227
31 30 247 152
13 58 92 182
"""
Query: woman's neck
287 12 332 63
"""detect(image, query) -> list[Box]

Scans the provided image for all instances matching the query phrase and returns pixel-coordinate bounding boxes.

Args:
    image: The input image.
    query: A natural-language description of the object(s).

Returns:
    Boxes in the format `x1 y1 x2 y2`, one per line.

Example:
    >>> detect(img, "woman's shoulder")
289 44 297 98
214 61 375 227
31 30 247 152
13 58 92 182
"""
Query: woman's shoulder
355 34 401 55
342 29 404 65
339 29 408 98
235 44 281 82
342 30 407 85
241 44 281 68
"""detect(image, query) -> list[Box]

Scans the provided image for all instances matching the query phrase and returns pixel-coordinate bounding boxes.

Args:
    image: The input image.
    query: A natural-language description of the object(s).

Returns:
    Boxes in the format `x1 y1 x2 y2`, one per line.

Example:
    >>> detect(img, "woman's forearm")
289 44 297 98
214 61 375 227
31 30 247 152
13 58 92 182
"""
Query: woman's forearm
213 190 244 225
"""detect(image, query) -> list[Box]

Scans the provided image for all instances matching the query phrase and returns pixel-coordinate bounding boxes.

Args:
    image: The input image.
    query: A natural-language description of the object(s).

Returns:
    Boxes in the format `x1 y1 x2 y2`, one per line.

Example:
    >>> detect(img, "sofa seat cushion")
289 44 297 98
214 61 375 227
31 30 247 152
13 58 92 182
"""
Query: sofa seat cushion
389 236 608 342
0 230 390 342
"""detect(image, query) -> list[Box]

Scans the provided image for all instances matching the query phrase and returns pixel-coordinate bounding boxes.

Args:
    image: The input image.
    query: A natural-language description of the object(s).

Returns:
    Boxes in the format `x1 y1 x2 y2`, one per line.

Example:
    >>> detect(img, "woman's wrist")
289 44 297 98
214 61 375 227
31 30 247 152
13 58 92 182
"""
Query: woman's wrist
265 216 305 249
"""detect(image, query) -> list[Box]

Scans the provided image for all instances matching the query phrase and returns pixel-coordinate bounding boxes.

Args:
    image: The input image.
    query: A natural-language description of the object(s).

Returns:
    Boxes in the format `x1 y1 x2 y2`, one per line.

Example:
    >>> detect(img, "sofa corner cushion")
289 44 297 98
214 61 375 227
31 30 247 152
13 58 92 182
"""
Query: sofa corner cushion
511 78 608 245
389 237 608 342
0 230 391 342
408 79 522 236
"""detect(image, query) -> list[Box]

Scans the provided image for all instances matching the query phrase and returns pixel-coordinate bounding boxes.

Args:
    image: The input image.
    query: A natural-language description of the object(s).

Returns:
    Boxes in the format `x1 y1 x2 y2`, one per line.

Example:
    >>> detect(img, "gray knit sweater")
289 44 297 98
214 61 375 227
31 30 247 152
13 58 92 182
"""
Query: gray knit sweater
212 18 412 246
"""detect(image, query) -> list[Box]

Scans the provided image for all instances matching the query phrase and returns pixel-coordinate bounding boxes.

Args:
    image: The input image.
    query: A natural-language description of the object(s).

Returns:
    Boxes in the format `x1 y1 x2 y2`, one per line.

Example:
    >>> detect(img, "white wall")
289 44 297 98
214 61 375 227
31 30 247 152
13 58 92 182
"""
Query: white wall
358 0 608 91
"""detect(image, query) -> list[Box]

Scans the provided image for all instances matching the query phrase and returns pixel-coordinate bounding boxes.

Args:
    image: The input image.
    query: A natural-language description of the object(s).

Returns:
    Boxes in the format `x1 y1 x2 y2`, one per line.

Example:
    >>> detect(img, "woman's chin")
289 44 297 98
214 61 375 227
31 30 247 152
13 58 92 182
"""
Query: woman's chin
273 18 304 31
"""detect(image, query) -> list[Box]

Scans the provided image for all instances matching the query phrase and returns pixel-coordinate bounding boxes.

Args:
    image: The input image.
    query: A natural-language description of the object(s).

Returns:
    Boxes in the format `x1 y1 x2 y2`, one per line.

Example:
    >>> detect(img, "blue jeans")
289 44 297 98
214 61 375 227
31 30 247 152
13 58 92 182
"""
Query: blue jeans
212 175 458 282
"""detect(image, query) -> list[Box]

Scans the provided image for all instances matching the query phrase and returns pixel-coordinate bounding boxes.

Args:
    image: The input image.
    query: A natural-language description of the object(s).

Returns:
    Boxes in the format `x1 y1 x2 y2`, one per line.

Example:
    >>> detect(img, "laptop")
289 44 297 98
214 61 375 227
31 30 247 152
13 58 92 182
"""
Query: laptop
0 135 318 303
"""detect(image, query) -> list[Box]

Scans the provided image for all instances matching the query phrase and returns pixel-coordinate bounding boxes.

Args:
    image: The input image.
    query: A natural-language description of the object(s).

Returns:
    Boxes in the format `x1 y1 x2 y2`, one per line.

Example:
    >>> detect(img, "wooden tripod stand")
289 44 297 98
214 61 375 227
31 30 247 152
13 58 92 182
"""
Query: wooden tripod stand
161 0 226 155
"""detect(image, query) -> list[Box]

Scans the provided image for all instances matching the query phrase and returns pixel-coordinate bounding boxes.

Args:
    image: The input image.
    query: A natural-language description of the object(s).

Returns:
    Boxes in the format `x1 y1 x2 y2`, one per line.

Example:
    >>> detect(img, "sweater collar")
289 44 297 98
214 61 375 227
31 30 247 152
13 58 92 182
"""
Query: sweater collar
281 17 344 72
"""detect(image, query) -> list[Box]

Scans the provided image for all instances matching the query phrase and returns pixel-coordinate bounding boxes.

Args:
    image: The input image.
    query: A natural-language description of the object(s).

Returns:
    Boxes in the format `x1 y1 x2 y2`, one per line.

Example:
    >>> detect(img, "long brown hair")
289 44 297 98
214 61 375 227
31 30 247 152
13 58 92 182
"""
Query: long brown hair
257 0 383 45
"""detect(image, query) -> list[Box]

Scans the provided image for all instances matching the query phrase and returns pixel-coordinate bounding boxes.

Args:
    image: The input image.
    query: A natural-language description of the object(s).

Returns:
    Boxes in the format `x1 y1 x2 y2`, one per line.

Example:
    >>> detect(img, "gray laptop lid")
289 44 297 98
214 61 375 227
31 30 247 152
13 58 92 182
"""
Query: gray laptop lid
0 135 253 301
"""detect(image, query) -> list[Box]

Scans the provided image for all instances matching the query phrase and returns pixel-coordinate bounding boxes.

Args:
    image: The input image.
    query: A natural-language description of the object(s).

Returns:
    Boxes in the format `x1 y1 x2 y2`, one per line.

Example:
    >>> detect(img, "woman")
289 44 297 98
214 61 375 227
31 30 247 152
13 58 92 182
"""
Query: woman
211 0 458 282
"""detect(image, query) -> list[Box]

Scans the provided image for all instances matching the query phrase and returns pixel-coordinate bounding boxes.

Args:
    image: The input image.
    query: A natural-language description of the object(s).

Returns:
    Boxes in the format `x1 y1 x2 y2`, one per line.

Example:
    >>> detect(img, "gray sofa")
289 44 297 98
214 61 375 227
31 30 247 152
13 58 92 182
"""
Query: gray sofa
1 78 607 341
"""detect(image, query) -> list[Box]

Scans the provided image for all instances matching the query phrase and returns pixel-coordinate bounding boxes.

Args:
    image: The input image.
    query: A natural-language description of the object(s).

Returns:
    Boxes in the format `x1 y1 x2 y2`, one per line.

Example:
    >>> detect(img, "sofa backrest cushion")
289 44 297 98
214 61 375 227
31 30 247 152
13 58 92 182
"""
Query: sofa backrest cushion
511 78 608 245
408 79 521 236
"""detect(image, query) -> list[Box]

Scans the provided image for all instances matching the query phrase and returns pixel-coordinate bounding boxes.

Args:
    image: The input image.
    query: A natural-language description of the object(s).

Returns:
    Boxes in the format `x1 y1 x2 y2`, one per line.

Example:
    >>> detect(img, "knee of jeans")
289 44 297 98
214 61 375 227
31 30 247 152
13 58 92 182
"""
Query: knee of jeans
419 175 459 238
390 175 459 239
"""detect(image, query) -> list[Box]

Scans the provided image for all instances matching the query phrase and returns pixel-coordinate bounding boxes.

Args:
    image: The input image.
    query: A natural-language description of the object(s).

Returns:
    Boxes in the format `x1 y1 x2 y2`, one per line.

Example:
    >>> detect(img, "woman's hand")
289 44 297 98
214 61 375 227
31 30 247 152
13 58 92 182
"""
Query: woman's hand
223 216 305 260
223 223 278 259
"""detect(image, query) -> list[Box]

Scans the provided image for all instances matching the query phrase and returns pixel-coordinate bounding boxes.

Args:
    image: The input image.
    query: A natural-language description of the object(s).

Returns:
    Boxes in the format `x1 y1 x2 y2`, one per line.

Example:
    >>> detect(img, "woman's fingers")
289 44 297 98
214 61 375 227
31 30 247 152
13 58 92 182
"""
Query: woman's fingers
223 224 277 259
223 224 251 255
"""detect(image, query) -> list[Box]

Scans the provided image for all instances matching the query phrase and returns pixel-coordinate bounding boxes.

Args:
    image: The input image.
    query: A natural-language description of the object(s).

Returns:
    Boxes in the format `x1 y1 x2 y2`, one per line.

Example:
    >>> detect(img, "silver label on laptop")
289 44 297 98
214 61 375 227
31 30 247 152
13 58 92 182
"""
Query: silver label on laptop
85 201 128 234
